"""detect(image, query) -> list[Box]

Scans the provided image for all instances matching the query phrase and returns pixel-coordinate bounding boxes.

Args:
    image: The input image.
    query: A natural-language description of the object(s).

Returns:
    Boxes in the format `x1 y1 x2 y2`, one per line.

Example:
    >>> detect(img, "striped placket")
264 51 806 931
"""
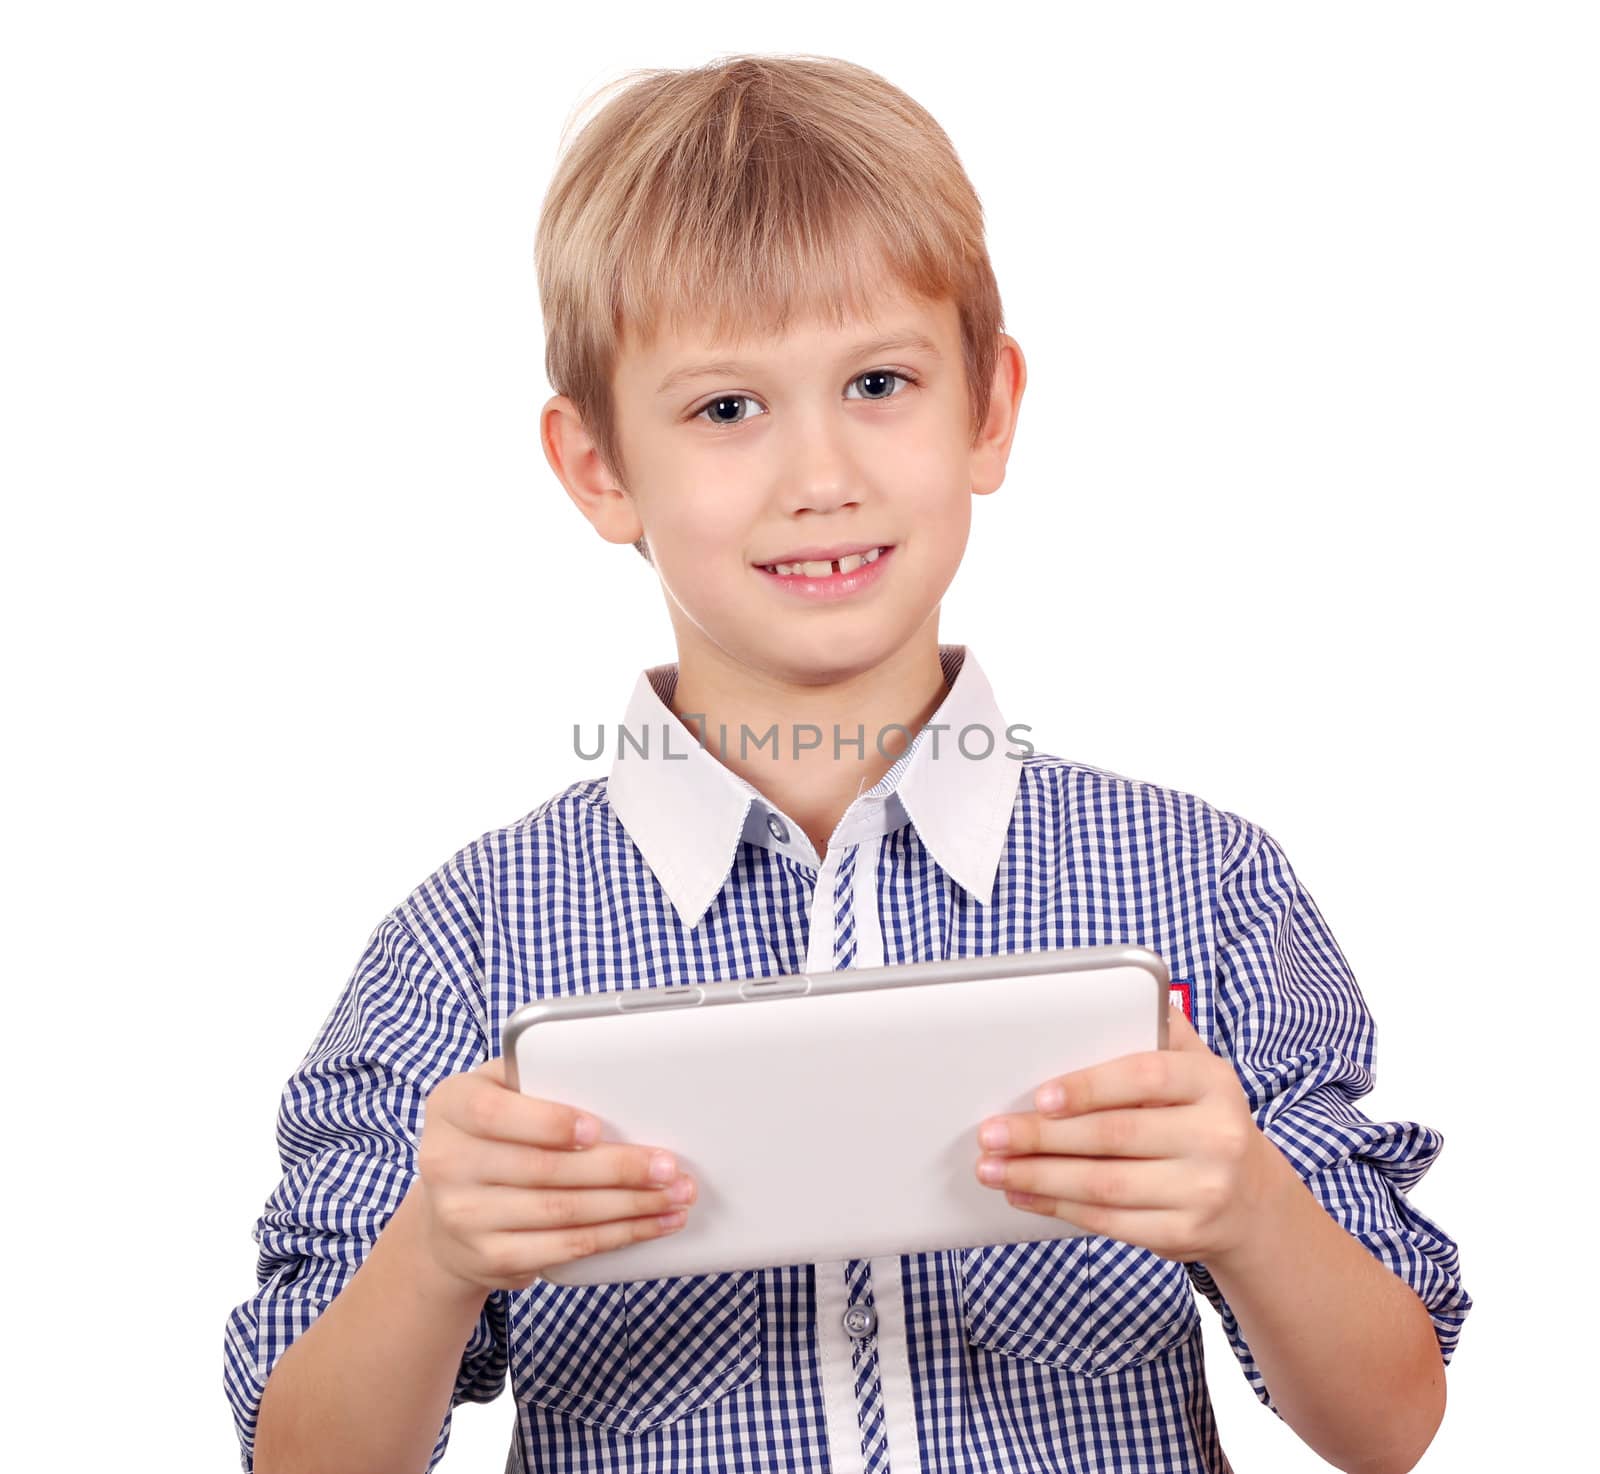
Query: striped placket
828 842 890 1472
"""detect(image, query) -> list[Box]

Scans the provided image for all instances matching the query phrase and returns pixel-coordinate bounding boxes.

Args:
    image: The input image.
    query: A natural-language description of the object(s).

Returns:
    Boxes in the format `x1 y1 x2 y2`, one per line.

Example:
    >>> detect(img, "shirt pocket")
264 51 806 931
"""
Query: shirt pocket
960 1235 1200 1375
508 1269 762 1434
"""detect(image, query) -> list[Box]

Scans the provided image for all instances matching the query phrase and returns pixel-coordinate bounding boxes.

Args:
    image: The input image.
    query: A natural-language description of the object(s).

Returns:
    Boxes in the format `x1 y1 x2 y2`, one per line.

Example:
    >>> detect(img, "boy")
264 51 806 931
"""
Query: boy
225 53 1470 1474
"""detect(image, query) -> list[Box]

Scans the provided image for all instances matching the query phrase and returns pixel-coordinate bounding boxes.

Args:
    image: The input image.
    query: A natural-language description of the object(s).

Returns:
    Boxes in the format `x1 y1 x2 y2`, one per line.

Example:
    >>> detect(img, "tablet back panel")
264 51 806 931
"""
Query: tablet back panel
506 946 1168 1284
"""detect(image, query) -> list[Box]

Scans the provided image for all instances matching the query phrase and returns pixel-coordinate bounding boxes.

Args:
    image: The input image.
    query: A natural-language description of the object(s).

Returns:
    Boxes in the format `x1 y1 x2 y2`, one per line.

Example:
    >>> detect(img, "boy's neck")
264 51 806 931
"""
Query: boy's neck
666 632 951 863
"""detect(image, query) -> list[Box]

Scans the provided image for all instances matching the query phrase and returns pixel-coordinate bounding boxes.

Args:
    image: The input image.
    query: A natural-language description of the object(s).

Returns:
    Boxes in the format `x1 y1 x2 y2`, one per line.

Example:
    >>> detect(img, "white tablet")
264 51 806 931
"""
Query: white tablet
502 944 1171 1285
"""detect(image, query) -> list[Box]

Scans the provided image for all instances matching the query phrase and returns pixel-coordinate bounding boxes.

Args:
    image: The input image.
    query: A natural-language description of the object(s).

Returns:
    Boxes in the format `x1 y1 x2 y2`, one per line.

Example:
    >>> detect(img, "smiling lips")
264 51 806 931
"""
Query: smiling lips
754 544 896 601
756 545 891 578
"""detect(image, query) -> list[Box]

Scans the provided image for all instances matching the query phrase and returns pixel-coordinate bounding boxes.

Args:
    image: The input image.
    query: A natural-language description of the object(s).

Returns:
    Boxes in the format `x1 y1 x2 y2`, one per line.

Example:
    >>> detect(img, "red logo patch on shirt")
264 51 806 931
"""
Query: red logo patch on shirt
1169 980 1192 1022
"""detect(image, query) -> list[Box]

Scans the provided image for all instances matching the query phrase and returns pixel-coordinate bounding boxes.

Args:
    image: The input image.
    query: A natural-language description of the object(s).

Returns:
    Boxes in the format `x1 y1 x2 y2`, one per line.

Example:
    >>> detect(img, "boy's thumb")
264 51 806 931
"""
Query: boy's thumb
1166 1001 1211 1053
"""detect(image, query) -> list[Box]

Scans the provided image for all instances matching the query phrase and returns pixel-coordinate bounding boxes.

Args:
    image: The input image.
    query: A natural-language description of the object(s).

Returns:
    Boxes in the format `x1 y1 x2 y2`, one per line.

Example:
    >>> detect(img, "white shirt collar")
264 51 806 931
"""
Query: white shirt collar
605 644 1024 930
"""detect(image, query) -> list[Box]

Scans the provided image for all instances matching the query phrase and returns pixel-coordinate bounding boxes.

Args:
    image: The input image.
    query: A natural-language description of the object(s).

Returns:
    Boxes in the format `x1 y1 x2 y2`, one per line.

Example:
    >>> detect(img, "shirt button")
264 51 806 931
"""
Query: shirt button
765 812 789 844
842 1304 877 1339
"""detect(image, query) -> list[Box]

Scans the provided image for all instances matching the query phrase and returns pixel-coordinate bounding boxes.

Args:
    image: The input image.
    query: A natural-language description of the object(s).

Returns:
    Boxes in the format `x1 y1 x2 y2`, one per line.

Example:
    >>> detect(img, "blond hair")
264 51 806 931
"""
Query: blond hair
534 53 1006 562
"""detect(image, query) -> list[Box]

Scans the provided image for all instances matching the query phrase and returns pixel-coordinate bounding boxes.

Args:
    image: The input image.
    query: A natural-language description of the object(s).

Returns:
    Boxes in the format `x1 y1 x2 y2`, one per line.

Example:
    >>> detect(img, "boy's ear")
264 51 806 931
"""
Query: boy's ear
540 393 645 548
970 333 1027 498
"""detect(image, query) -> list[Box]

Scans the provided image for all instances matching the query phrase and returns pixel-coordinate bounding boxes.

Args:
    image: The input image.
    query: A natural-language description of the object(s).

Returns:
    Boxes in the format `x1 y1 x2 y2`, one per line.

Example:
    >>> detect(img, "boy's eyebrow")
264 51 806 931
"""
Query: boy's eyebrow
654 332 944 397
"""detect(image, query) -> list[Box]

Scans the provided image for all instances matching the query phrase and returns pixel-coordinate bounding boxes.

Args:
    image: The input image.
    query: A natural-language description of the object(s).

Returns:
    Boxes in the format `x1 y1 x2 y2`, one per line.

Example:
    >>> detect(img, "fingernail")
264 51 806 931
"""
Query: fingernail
1036 1084 1065 1113
649 1151 678 1184
657 1210 687 1231
977 1157 1006 1186
667 1176 696 1205
978 1120 1009 1151
573 1115 599 1147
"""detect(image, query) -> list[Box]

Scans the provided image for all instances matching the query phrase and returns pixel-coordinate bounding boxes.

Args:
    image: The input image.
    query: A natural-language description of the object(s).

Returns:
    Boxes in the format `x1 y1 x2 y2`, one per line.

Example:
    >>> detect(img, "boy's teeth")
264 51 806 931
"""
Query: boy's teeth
768 546 886 576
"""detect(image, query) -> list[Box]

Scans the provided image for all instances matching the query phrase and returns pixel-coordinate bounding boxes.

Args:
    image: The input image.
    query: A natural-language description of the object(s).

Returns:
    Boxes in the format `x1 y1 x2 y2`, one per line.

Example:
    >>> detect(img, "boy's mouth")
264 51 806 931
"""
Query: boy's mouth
754 545 892 578
753 544 896 602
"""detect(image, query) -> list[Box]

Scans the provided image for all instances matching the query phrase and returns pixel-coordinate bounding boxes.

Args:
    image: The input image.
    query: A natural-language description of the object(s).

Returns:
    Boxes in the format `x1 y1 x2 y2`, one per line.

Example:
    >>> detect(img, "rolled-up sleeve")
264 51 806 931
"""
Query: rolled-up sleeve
222 908 506 1471
1185 816 1471 1414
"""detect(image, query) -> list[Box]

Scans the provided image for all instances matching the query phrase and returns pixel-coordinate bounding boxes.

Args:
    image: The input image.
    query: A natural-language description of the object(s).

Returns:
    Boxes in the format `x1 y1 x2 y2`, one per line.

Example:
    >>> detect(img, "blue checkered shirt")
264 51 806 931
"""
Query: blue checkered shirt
224 644 1470 1472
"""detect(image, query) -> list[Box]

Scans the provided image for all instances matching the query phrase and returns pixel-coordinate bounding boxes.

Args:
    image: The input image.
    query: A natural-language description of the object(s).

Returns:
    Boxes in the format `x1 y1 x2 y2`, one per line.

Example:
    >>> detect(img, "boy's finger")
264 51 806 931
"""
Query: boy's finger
1163 1003 1213 1054
481 1210 687 1281
1030 1050 1203 1118
981 1153 1178 1209
470 1182 697 1232
476 1138 683 1190
446 1071 601 1150
978 1105 1197 1160
476 1057 510 1086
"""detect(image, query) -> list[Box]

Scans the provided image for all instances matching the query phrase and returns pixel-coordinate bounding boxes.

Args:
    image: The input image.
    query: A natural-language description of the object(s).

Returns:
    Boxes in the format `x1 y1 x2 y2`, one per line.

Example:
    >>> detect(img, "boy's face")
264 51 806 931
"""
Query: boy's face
554 281 1022 688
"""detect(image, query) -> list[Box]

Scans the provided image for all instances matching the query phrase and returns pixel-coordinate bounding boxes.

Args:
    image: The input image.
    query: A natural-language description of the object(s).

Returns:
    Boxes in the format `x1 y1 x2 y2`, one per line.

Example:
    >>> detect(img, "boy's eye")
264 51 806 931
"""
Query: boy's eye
695 394 766 428
845 369 913 403
691 370 916 429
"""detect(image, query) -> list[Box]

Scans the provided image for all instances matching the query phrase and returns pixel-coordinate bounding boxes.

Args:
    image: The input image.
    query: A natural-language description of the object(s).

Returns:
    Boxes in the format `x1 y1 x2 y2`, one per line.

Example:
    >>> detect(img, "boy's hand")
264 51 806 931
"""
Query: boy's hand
413 1057 695 1293
973 1003 1298 1265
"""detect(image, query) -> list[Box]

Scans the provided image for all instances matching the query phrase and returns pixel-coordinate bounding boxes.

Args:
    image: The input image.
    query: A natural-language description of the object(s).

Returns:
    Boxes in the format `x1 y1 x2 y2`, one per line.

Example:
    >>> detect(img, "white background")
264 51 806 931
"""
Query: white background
4 3 1594 1468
